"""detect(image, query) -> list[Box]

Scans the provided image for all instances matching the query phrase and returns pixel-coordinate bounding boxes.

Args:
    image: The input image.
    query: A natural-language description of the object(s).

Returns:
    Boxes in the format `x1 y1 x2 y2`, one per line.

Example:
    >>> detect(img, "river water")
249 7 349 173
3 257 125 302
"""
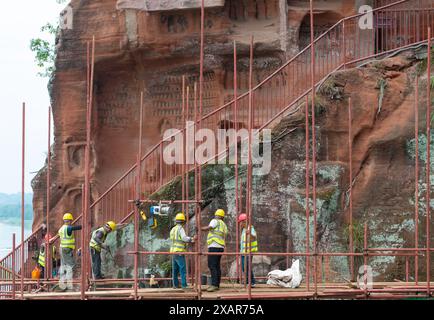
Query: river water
0 222 31 259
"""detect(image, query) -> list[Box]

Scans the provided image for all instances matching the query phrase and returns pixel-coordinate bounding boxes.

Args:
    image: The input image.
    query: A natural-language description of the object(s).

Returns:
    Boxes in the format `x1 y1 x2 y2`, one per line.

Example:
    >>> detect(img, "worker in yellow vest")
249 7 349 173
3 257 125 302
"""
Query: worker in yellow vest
38 233 56 279
170 213 196 289
238 213 258 287
201 209 228 292
89 221 127 280
58 213 82 278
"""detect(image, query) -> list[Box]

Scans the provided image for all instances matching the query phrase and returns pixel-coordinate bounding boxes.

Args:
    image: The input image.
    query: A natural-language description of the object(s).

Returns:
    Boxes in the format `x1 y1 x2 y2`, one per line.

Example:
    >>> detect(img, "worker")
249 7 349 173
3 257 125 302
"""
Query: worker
58 213 82 281
169 213 196 289
201 209 228 292
89 221 127 280
238 213 257 287
38 233 56 279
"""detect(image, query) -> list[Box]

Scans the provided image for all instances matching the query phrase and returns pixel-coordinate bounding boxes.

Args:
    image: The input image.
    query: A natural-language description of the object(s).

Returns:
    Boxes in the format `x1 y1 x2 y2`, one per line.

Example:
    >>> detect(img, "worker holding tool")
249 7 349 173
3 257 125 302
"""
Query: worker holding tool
170 212 196 289
58 213 82 278
89 221 128 279
201 209 228 292
238 213 258 287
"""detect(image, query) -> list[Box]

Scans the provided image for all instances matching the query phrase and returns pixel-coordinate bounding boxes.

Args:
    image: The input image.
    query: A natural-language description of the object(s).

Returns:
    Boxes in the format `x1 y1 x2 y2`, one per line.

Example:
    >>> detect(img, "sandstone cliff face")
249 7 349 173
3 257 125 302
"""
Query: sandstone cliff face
93 50 433 282
32 0 359 232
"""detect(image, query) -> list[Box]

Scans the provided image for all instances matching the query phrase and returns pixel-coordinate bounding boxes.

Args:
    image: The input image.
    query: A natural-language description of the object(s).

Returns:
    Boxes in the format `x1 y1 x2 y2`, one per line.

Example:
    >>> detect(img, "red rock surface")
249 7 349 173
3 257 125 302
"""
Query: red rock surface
32 0 358 232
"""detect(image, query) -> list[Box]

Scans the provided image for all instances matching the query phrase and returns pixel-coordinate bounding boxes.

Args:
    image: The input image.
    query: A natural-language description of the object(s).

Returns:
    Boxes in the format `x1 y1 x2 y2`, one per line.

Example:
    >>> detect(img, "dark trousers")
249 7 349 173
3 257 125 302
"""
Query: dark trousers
208 247 224 287
38 265 45 279
90 248 103 279
241 255 256 285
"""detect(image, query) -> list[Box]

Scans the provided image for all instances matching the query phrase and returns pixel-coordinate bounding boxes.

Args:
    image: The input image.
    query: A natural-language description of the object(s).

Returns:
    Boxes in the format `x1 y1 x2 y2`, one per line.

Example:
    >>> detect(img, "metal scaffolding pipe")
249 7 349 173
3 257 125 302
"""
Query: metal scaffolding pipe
233 40 241 284
348 97 354 281
246 35 254 300
197 0 205 300
21 102 25 300
309 0 318 296
305 95 310 290
426 27 431 297
12 233 16 300
134 91 144 300
46 106 51 281
415 75 419 284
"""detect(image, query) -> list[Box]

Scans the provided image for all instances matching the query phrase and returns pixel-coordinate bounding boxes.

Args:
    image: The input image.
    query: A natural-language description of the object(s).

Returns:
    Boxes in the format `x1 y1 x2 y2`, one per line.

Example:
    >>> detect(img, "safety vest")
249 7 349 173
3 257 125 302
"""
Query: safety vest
89 227 108 252
38 245 56 267
58 225 75 249
170 224 187 253
241 226 258 253
207 219 228 247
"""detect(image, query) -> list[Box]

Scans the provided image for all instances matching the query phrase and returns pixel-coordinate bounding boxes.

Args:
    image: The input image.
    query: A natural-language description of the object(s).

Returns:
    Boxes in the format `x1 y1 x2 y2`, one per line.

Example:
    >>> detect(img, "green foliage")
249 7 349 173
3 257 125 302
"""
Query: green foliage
343 220 365 274
29 0 68 78
416 48 434 76
30 23 58 78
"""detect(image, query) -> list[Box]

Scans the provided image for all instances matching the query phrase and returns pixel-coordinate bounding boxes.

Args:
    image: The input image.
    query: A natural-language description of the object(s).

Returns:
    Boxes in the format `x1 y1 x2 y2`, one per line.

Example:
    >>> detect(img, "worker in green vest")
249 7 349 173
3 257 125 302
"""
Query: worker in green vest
58 213 82 280
201 209 228 292
238 213 258 287
89 221 127 280
170 212 196 289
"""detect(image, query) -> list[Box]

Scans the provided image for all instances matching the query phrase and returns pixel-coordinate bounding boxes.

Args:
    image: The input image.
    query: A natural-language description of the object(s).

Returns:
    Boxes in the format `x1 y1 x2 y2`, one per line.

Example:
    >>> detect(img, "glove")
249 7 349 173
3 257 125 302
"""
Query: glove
134 199 142 208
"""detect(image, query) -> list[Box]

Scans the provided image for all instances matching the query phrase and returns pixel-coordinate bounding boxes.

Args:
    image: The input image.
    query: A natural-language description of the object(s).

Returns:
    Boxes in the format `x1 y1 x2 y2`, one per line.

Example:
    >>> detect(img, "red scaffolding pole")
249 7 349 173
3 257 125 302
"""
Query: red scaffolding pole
426 27 431 297
21 102 25 300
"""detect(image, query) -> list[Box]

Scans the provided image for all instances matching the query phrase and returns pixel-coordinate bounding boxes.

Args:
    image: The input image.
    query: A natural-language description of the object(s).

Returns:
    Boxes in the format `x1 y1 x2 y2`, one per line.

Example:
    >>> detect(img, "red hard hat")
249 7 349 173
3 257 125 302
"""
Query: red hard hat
238 214 247 223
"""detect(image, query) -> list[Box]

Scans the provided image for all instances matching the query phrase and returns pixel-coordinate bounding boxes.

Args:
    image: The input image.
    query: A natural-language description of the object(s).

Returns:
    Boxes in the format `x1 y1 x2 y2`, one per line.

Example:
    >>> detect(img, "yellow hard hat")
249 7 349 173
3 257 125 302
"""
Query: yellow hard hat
106 221 116 231
215 209 225 218
175 213 186 222
63 213 73 221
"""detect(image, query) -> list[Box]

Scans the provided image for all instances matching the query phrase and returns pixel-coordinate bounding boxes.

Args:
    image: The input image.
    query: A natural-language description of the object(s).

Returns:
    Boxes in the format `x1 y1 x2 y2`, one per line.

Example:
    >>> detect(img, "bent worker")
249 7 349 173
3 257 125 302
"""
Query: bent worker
89 221 127 279
58 213 82 281
170 213 196 289
201 209 228 292
38 233 56 279
238 213 257 287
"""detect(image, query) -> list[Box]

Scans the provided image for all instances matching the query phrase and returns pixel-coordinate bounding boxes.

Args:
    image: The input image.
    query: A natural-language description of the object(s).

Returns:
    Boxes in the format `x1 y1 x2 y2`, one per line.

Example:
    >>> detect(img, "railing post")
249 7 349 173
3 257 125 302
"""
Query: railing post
21 102 25 300
12 233 16 300
46 106 51 282
426 27 431 298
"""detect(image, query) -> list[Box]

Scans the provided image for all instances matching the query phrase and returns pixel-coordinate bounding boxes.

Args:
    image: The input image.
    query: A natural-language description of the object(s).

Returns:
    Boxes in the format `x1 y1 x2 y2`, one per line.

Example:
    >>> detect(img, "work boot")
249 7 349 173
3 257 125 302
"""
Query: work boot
207 285 219 292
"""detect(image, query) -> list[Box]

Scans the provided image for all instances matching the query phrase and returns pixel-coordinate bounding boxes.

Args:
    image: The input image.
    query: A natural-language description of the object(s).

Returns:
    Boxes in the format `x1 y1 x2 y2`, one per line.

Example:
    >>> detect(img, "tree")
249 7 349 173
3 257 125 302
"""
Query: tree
29 0 67 78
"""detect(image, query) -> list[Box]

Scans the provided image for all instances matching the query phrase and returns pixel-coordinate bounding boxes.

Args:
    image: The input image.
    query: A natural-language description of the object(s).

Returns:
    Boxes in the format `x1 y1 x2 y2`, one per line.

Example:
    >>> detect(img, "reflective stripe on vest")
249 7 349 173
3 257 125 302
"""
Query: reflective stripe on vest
39 245 56 267
207 219 227 247
38 247 45 267
89 227 107 252
170 225 187 253
241 227 258 253
58 225 75 249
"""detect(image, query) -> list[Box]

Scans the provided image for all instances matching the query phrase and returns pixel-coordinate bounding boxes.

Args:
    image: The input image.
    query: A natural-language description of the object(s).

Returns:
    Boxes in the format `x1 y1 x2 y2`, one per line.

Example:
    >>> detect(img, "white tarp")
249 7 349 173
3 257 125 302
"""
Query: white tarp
266 259 302 288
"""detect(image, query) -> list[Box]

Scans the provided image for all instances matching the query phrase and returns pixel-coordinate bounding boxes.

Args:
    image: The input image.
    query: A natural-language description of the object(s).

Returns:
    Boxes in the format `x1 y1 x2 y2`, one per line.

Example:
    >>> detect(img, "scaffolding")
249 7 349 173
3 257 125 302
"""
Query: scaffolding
1 0 434 300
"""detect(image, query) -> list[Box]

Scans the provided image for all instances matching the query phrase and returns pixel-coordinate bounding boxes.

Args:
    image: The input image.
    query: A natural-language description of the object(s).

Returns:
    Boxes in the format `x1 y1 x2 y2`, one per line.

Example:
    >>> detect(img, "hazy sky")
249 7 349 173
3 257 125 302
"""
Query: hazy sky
0 1 66 194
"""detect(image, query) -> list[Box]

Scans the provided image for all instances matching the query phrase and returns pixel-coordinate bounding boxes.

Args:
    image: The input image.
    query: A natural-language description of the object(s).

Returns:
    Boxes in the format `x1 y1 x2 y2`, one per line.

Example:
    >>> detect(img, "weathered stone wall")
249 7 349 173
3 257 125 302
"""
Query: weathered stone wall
32 0 361 233
96 49 434 283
